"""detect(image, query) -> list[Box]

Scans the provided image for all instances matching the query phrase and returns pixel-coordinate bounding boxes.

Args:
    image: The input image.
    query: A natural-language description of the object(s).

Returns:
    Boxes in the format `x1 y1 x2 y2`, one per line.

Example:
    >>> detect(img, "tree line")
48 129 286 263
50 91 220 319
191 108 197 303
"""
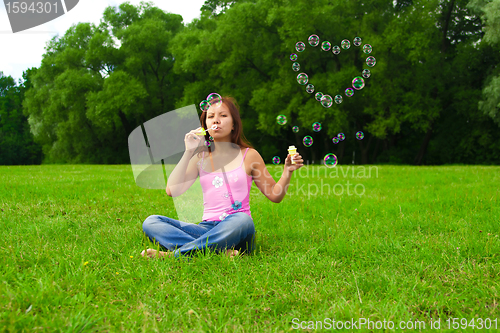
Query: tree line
1 0 499 165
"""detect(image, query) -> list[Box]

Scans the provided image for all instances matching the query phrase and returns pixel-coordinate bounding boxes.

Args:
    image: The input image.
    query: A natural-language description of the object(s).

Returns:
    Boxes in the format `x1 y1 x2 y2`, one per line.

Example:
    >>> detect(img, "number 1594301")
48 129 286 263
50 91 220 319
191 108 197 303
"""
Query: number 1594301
446 318 497 330
5 2 59 14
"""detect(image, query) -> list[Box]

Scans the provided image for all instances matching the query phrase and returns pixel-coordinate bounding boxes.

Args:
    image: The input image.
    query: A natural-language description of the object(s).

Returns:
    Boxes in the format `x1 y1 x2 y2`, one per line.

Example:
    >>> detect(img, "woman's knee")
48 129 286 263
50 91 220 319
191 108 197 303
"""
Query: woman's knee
142 215 161 233
231 213 255 234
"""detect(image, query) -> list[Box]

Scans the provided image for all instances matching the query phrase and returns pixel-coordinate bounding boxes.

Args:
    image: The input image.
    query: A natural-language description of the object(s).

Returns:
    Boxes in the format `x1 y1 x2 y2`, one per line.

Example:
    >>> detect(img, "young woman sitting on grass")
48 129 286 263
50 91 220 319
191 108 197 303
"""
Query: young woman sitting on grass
141 96 304 259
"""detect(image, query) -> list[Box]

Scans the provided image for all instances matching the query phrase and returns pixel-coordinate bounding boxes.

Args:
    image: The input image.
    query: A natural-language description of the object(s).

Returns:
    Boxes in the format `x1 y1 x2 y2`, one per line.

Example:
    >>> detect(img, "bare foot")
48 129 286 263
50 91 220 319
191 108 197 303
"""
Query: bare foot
141 248 172 259
226 249 239 258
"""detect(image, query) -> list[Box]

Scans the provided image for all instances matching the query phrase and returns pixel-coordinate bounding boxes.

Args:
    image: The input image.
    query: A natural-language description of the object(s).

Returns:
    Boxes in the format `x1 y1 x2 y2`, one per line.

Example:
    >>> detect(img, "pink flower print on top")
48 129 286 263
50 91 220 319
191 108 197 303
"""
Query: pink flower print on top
212 176 223 188
228 173 239 183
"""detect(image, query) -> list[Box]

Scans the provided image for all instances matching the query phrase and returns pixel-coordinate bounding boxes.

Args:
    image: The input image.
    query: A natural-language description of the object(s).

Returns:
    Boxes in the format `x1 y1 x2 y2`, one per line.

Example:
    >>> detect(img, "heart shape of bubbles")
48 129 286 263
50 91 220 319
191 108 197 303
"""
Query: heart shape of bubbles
291 35 376 108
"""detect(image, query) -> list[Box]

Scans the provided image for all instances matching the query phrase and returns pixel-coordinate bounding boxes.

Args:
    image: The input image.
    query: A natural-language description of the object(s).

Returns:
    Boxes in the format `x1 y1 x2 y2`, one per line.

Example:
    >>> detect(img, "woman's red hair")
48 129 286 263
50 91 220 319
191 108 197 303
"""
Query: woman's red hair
199 96 253 152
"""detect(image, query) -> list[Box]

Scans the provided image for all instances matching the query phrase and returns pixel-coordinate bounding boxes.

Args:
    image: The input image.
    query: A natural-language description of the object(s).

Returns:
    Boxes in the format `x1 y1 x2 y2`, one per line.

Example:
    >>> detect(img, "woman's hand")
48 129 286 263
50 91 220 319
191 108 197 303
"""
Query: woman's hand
184 127 205 151
284 153 304 173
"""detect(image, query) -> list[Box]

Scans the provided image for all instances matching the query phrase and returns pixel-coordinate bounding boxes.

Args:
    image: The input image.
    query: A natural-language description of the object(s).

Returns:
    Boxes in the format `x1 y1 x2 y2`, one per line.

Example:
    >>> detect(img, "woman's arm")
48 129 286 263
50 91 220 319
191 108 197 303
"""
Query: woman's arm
248 149 304 203
166 128 206 197
166 150 200 197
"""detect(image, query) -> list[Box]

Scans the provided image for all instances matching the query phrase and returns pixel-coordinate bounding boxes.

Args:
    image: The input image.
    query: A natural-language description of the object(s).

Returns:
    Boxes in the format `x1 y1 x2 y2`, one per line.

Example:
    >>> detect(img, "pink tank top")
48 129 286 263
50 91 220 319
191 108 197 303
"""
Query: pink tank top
198 148 253 221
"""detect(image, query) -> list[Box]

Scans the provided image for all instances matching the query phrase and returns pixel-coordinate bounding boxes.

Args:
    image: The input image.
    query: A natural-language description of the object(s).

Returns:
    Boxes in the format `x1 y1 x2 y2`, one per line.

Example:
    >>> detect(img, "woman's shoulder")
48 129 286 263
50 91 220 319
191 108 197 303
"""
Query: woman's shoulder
243 147 265 166
243 147 259 157
242 147 259 176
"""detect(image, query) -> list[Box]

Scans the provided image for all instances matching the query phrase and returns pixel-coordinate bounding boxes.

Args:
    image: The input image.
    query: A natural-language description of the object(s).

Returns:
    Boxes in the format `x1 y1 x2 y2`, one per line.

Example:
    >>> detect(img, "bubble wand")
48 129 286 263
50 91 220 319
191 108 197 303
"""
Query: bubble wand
195 124 218 136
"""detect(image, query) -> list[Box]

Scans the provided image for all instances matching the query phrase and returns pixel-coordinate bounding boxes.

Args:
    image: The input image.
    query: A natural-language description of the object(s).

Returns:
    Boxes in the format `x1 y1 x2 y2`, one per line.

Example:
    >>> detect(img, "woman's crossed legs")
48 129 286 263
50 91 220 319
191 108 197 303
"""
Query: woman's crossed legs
141 212 255 259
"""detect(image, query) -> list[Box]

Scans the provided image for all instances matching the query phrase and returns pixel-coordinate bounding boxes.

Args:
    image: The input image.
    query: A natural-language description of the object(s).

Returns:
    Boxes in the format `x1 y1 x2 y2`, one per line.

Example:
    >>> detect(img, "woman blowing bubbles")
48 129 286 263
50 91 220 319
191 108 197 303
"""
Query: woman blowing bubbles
141 96 304 259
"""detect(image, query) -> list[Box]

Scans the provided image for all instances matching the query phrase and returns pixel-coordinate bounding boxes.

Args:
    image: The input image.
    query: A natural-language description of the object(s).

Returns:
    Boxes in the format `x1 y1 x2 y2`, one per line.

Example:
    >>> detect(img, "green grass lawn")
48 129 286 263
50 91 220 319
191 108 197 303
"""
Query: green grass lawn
0 164 499 332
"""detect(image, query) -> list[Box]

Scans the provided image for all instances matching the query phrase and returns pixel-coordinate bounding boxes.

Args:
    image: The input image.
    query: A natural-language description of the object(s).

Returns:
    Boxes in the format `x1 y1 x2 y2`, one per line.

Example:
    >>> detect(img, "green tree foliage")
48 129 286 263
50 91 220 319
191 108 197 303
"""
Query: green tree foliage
171 0 275 157
0 71 42 165
23 1 184 163
201 0 239 17
469 0 500 126
15 0 500 165
172 0 500 165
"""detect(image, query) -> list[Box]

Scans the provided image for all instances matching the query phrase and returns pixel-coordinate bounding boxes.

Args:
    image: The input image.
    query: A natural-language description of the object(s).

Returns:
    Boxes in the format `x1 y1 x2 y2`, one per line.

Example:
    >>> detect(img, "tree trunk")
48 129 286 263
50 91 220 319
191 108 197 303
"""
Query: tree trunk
413 123 433 165
359 135 372 164
311 145 317 164
371 138 380 164
338 141 345 164
442 0 455 54
118 110 132 136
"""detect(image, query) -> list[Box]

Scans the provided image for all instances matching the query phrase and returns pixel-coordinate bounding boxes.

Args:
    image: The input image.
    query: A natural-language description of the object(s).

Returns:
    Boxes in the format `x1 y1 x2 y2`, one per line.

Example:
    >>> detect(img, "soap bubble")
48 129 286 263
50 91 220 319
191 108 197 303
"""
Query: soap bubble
205 140 212 147
306 84 315 94
207 93 222 106
366 56 376 67
320 95 333 108
303 136 313 147
362 69 371 78
290 53 298 61
295 42 305 52
312 122 322 132
341 39 350 49
277 115 287 125
334 95 343 104
324 153 338 168
272 156 281 164
332 46 341 55
356 131 364 140
209 135 214 141
352 77 365 90
321 41 331 51
292 126 299 133
363 44 372 54
315 92 324 101
338 133 345 141
332 137 339 144
199 100 210 112
297 73 308 85
345 88 354 97
206 92 220 101
353 37 362 46
308 34 320 47
292 62 300 71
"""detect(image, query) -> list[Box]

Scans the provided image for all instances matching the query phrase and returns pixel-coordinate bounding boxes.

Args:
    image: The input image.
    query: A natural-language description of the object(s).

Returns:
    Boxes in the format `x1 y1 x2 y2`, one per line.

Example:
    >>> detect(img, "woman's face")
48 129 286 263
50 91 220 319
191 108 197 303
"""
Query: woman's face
206 103 234 141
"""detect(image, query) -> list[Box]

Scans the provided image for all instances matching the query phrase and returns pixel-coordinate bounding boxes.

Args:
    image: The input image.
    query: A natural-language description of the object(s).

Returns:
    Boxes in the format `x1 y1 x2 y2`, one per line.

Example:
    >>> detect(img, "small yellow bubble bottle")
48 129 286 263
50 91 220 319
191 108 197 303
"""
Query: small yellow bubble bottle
195 127 207 136
288 145 297 164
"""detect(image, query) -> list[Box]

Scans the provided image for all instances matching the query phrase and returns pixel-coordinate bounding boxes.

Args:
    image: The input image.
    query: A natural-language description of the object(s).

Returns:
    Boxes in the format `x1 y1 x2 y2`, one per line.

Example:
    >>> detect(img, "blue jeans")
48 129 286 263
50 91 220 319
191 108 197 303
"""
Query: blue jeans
142 212 256 258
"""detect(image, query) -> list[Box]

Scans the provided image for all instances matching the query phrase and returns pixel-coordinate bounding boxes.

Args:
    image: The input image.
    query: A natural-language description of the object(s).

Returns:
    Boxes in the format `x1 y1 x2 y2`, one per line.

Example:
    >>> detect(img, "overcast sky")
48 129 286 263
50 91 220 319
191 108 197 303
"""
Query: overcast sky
0 0 207 81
